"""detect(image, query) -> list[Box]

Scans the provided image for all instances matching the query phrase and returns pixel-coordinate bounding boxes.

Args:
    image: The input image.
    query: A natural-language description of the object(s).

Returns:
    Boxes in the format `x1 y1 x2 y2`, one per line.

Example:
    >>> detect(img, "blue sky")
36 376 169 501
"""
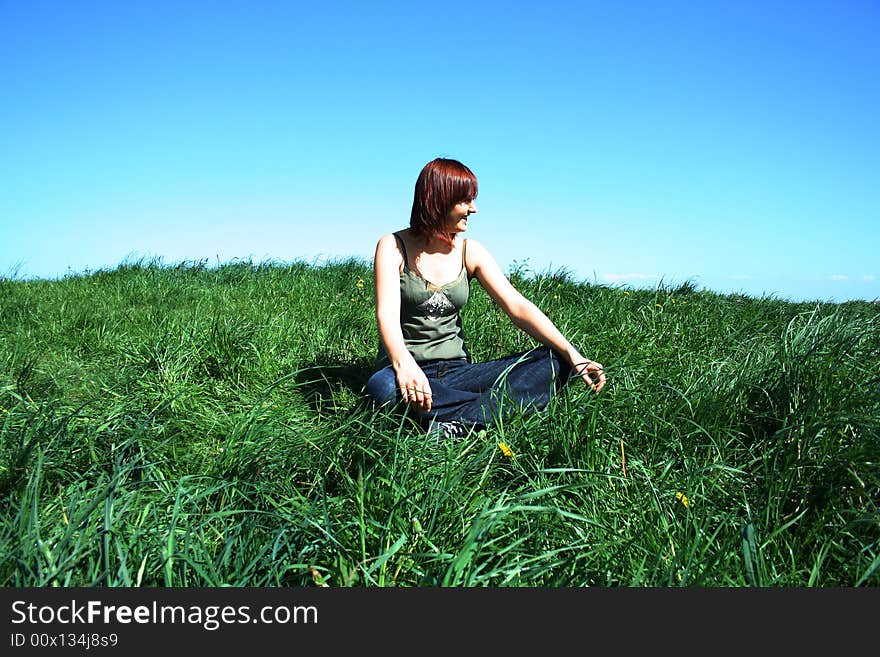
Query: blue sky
2 0 878 302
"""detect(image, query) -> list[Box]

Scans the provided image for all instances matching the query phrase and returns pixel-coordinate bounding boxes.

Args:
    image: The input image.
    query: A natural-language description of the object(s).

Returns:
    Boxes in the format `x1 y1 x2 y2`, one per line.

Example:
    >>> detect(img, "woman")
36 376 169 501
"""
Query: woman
365 157 606 439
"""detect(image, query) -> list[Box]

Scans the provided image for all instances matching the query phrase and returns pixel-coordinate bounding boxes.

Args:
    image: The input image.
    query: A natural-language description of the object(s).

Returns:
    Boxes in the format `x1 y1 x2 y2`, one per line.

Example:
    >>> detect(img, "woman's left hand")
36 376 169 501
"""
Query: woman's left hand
574 360 606 393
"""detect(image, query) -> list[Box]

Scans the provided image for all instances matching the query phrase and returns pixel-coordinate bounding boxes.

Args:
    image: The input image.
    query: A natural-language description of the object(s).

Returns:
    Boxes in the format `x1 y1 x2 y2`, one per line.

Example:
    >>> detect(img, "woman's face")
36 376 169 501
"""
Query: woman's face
445 198 478 234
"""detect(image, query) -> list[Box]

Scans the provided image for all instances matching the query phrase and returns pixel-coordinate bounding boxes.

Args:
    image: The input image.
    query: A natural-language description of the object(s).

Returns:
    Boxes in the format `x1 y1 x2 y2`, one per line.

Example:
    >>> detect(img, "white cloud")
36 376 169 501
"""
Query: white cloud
830 274 849 281
601 273 659 284
864 274 877 282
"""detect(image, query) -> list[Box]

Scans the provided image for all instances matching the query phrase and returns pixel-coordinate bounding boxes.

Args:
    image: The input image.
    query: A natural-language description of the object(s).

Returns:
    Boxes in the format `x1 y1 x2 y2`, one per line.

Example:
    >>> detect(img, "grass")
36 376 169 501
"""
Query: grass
0 256 877 587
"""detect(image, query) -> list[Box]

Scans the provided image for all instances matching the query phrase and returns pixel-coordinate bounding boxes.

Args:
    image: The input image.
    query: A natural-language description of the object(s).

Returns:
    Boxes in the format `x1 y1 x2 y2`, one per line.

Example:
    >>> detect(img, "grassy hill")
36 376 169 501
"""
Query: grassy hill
1 258 877 586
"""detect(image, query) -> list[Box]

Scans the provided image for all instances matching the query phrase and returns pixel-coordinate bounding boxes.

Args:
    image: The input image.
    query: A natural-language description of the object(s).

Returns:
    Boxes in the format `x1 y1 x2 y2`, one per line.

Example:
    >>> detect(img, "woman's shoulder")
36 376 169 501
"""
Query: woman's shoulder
375 231 399 248
461 237 492 277
375 230 409 269
462 236 491 260
377 229 411 245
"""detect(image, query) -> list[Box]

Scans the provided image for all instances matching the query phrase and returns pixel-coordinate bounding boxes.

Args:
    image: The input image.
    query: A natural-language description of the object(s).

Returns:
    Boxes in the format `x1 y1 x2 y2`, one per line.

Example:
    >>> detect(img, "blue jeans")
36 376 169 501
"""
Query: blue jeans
364 347 574 427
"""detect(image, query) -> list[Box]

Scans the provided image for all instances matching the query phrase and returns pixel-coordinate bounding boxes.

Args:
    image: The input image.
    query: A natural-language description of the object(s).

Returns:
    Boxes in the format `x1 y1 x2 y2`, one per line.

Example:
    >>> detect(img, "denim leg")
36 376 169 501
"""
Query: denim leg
417 347 573 426
364 365 398 408
413 374 487 426
489 346 573 406
365 348 574 428
363 360 482 425
446 347 571 394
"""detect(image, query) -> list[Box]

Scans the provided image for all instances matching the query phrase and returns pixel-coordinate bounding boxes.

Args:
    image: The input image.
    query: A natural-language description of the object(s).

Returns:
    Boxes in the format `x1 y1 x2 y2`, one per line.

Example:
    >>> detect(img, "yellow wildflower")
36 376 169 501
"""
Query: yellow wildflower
498 441 514 458
675 491 689 508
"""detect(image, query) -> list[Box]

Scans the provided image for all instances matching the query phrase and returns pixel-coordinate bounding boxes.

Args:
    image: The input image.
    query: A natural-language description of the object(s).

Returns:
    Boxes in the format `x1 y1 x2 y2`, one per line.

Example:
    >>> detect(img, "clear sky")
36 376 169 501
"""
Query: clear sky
2 0 878 303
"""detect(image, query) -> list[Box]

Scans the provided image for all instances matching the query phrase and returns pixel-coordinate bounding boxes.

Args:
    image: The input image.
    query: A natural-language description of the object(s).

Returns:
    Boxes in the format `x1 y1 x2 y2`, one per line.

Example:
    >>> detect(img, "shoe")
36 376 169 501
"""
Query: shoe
427 420 472 443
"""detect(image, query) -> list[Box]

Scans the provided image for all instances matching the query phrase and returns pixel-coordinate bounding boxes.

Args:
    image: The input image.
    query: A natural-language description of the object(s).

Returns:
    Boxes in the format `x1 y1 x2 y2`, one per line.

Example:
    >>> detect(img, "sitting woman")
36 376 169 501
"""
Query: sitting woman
365 157 606 439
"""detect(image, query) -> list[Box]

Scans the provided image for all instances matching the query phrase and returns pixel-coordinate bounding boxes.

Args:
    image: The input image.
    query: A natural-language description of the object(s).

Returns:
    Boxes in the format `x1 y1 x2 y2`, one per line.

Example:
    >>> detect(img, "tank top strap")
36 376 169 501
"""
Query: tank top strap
462 238 469 278
393 232 410 271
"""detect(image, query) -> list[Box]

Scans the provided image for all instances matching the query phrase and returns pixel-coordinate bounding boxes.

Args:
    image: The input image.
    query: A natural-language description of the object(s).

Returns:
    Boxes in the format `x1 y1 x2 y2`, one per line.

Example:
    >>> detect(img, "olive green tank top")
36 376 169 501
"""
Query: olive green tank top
375 232 471 368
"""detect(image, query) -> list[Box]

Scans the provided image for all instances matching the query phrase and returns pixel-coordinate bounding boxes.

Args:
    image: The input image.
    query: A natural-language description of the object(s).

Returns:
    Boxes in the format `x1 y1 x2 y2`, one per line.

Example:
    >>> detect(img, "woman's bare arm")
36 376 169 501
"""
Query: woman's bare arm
374 234 433 411
467 239 606 392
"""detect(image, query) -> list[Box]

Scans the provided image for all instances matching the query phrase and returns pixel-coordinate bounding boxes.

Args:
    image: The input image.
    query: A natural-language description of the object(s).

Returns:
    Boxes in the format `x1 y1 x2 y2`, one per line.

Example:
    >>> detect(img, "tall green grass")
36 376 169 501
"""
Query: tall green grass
1 257 877 586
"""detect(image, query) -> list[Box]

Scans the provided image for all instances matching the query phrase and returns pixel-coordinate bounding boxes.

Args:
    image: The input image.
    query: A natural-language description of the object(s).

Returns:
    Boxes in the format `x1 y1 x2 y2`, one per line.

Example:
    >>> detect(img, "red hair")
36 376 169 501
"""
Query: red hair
409 158 478 245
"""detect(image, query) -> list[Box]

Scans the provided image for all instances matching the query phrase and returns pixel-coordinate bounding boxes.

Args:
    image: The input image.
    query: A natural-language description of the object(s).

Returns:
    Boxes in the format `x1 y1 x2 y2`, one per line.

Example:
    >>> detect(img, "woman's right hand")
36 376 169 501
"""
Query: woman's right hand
395 363 433 413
